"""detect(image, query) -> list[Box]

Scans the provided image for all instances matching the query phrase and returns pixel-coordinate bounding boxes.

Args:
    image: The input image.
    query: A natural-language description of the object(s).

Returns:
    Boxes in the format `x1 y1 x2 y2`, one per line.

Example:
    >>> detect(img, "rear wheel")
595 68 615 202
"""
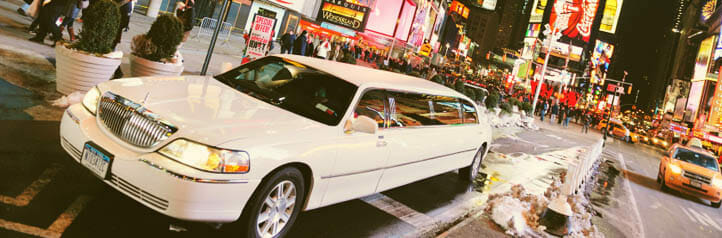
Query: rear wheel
233 167 306 238
459 145 486 182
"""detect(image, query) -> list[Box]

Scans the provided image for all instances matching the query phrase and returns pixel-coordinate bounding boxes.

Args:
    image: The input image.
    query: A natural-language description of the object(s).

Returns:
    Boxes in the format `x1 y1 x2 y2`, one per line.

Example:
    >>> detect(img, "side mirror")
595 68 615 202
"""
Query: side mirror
348 115 378 134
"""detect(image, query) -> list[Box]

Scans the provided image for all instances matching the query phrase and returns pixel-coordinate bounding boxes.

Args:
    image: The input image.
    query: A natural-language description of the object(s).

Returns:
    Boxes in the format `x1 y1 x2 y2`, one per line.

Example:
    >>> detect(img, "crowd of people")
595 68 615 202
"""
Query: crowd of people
535 99 605 133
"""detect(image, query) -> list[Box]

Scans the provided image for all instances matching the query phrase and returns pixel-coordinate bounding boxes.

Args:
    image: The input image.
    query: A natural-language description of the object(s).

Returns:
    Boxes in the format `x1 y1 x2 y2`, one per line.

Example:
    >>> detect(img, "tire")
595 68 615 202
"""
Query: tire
712 200 721 208
233 167 306 238
660 170 669 192
459 145 486 182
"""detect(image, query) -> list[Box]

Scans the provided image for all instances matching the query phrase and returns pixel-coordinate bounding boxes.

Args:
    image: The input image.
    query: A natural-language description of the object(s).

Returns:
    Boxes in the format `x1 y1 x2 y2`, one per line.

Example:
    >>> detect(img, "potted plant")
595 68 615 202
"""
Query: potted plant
129 14 184 77
55 0 122 95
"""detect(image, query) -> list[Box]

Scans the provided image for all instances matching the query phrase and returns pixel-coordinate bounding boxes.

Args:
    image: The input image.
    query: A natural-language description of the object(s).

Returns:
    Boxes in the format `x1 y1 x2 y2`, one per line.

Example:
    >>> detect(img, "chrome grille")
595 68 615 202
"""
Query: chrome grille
111 174 169 210
97 93 176 148
683 170 711 184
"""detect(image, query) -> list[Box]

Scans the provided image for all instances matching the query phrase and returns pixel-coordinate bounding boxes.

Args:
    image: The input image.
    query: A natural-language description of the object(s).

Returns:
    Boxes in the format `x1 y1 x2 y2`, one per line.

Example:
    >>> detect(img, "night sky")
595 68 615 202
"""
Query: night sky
612 0 675 110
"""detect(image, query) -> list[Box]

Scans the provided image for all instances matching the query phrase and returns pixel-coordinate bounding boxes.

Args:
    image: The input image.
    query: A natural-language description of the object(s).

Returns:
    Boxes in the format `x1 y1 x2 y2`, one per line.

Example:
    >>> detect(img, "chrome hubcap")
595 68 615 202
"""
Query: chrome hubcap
257 181 296 238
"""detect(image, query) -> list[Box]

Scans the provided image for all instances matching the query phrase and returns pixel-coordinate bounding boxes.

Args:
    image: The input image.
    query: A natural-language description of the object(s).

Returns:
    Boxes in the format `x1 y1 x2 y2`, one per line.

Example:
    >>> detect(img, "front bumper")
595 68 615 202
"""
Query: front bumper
664 172 722 203
59 104 260 222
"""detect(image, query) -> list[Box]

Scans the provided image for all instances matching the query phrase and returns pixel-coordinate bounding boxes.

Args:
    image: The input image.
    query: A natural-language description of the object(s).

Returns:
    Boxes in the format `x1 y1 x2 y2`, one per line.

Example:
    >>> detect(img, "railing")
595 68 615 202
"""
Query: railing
562 139 604 196
193 17 233 45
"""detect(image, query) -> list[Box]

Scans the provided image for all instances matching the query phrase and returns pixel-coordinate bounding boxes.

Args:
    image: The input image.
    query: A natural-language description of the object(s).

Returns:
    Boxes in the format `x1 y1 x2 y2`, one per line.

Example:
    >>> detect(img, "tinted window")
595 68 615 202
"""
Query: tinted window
387 92 463 127
215 57 357 126
354 90 387 128
433 96 463 125
461 100 478 124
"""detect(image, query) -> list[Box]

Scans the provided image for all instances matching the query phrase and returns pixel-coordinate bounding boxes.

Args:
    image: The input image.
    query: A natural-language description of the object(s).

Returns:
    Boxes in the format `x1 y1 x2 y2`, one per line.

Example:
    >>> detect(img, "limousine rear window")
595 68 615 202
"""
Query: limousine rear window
387 92 463 127
461 100 477 124
215 57 357 126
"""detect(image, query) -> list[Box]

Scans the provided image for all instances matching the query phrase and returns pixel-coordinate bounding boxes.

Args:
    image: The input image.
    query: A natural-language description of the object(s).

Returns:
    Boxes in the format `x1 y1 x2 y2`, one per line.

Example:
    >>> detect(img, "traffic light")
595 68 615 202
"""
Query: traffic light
628 84 633 95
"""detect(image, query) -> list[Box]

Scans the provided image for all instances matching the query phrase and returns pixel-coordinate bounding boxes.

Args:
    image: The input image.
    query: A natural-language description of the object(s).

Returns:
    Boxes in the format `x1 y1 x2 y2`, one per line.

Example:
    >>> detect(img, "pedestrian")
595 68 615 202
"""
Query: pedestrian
582 113 591 133
293 30 307 56
176 0 194 43
550 101 559 124
540 100 548 122
280 30 295 54
29 0 75 45
316 37 330 59
563 106 571 128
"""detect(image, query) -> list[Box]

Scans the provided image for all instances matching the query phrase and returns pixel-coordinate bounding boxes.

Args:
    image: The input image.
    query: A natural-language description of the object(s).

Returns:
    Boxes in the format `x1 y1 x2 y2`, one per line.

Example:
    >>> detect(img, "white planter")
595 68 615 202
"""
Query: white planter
129 54 184 77
55 44 122 95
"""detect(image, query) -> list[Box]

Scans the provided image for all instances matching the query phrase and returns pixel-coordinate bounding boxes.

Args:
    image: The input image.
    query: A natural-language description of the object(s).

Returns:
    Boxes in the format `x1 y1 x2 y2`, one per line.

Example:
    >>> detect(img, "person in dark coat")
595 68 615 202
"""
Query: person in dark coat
293 30 307 56
280 31 295 54
29 0 76 45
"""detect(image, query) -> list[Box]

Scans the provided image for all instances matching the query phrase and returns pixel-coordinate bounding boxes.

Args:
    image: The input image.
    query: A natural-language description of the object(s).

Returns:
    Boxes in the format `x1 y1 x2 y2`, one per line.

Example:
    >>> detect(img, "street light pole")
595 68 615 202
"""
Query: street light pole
531 26 558 114
200 0 231 75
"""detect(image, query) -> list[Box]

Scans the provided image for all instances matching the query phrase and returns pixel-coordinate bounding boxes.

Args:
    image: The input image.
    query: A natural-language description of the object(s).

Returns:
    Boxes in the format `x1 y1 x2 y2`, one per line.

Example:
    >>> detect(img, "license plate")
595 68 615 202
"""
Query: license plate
81 143 113 179
690 180 702 188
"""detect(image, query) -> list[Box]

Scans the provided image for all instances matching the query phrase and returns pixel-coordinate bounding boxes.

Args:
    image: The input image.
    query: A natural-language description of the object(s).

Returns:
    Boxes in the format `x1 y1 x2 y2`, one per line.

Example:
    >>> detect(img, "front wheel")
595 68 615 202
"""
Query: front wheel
712 200 721 208
459 145 486 182
235 167 306 238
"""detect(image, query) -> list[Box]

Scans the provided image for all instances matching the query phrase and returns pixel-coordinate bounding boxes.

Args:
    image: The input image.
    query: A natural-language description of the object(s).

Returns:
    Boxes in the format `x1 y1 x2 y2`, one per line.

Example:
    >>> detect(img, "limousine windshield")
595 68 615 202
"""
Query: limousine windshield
216 57 358 126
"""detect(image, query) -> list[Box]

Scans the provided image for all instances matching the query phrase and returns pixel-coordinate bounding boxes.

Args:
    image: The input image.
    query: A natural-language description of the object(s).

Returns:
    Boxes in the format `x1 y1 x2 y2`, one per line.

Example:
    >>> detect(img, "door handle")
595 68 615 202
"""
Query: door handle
377 141 387 147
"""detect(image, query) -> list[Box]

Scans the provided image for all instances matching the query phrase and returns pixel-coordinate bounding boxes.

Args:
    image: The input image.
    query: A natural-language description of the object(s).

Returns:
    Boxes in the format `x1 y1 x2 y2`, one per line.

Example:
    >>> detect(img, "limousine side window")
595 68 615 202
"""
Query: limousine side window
387 92 462 127
461 100 478 124
354 90 387 128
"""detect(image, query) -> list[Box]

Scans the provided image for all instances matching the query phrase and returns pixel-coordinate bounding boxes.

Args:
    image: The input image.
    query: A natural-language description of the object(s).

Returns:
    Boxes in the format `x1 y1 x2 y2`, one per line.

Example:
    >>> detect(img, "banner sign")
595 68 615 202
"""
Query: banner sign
599 0 622 33
317 0 370 32
246 15 276 58
530 0 547 23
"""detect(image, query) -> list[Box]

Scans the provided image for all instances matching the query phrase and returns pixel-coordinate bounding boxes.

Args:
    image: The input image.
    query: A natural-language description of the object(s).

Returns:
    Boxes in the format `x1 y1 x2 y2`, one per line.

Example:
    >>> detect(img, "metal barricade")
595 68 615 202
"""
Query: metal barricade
193 17 233 45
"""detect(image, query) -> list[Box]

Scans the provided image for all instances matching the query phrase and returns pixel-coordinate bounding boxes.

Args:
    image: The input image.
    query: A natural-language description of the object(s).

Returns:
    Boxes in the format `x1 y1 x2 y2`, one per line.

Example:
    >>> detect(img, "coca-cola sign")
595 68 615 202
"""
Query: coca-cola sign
549 0 599 42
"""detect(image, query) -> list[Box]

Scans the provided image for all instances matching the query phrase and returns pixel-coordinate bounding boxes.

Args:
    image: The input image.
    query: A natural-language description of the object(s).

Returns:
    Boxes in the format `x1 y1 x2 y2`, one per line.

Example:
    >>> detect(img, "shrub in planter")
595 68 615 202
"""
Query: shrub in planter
508 97 521 108
500 101 512 114
454 79 465 93
464 88 476 101
476 89 487 103
55 0 121 94
485 91 499 109
521 102 532 114
130 14 185 76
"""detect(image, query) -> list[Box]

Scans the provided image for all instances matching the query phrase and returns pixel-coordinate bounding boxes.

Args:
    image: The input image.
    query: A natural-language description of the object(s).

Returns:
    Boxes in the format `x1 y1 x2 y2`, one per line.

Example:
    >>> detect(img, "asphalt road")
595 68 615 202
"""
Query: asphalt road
593 137 722 238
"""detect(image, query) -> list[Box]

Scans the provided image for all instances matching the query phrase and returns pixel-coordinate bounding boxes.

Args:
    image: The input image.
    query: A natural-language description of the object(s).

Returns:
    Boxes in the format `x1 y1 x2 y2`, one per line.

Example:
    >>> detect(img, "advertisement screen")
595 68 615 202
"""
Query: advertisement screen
701 0 717 22
549 0 600 43
541 41 583 61
395 0 416 41
409 3 429 46
686 81 705 122
530 0 547 23
450 1 469 19
591 40 614 70
599 0 623 33
663 79 690 114
364 0 403 36
709 67 722 125
522 38 537 60
526 23 541 38
317 0 370 32
694 36 715 81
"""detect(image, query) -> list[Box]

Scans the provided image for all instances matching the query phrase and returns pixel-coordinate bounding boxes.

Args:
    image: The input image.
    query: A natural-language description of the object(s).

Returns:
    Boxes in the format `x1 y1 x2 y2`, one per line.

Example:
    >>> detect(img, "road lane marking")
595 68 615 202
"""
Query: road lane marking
0 195 91 238
615 152 647 238
681 207 696 222
361 193 437 231
686 208 722 231
0 164 61 207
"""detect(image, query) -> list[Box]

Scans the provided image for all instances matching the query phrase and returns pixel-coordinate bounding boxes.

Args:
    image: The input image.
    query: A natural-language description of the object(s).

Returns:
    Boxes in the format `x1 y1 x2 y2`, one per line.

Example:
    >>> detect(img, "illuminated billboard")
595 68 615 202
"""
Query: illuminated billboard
693 36 715 81
530 0 548 23
549 0 600 43
450 1 469 19
709 68 722 125
686 81 705 122
364 0 403 36
526 23 541 38
600 0 623 34
395 0 416 41
591 40 614 70
541 41 583 61
317 0 370 32
701 0 717 22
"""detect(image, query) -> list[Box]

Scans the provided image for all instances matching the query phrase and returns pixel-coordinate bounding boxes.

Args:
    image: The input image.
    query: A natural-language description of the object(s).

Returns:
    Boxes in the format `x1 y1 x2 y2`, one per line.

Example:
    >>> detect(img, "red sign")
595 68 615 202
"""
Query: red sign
450 1 469 19
549 0 599 42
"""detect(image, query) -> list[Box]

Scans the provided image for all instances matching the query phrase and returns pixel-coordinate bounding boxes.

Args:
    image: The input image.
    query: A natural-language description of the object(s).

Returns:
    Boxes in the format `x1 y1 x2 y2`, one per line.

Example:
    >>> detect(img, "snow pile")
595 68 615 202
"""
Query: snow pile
484 175 604 238
484 184 550 237
483 109 539 130
51 91 86 108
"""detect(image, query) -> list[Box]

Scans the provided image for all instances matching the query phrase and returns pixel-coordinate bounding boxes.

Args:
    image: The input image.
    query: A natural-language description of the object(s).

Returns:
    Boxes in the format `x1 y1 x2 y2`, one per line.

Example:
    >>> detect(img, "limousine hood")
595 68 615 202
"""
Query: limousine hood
97 76 326 147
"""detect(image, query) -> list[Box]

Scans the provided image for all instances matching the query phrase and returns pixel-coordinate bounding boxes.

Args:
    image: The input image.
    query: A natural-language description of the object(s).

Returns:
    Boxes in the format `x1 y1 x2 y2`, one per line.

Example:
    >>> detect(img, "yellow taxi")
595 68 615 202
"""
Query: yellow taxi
658 139 722 208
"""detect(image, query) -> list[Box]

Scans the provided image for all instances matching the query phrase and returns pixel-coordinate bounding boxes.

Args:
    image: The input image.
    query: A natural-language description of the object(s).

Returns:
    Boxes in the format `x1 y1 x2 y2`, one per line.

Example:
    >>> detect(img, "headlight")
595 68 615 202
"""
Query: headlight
652 138 658 143
669 164 682 174
159 139 250 173
713 177 722 188
662 141 669 146
82 87 101 114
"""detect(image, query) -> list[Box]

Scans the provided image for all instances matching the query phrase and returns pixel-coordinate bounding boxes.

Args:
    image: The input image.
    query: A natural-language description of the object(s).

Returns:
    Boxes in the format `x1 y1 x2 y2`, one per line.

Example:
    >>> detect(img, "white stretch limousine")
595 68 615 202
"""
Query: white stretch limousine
59 55 491 237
